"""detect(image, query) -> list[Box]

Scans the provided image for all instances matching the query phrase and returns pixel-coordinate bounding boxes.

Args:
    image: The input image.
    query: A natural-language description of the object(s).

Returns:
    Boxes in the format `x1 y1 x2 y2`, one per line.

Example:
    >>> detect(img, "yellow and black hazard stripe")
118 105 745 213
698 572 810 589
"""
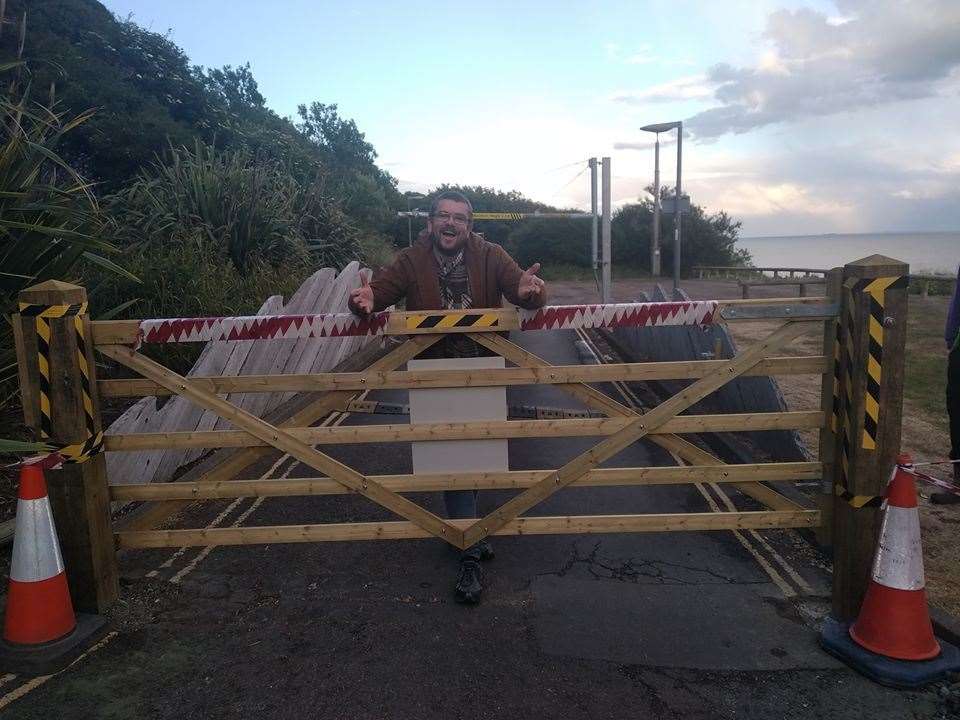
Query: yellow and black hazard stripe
833 274 907 507
405 312 500 331
860 275 908 450
472 212 524 221
17 300 102 464
834 484 883 509
43 431 106 465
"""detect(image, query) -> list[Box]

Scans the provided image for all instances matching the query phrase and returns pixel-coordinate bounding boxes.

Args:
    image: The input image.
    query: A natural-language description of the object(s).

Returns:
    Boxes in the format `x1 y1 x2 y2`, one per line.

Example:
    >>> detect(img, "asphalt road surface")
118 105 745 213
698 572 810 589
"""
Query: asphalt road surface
2 329 953 719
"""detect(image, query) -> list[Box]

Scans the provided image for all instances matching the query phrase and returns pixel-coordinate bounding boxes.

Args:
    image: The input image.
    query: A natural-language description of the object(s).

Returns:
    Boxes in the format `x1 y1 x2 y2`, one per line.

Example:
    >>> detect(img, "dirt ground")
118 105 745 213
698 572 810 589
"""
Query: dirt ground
551 277 960 617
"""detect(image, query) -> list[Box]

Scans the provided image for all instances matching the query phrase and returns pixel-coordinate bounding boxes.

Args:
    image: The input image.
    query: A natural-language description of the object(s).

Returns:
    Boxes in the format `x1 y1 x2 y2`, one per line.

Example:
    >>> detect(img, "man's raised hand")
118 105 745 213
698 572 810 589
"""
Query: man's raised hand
518 262 545 300
349 274 374 315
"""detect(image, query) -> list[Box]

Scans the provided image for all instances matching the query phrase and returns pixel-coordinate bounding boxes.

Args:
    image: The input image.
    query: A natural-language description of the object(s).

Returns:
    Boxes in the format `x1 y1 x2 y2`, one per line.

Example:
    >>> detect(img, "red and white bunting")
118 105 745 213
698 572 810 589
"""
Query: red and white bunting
518 301 719 332
132 301 721 345
138 312 391 346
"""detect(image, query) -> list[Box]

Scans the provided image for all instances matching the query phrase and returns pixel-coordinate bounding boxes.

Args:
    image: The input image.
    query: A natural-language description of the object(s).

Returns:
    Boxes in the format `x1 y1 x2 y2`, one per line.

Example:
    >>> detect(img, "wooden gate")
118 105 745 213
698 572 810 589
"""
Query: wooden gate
12 255 908 619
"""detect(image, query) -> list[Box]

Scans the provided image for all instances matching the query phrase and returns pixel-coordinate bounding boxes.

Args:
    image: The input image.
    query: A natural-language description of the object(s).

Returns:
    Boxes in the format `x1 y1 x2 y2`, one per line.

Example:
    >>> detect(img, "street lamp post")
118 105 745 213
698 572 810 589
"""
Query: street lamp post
674 121 683 292
640 121 683 290
652 136 661 276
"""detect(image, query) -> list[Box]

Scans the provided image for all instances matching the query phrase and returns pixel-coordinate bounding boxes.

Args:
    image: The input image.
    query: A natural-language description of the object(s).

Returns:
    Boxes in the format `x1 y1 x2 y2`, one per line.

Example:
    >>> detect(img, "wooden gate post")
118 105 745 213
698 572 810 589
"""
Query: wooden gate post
831 255 909 620
815 267 842 548
13 281 118 613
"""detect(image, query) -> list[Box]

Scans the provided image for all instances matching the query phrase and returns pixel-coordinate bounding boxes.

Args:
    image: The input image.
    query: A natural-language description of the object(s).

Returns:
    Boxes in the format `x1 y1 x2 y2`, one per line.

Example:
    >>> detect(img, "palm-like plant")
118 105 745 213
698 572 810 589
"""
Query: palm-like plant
0 70 133 408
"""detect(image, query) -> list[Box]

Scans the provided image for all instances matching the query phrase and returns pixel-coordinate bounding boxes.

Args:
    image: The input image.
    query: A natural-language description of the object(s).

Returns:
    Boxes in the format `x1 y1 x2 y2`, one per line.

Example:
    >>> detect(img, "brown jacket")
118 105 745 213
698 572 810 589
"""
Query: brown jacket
350 230 547 314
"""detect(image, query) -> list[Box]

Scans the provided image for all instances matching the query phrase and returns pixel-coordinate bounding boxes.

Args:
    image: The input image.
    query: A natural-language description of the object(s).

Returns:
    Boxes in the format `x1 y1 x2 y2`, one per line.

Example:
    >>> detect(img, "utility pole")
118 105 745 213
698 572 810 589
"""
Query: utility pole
589 158 598 276
673 122 683 291
406 193 425 246
601 156 612 304
652 138 661 277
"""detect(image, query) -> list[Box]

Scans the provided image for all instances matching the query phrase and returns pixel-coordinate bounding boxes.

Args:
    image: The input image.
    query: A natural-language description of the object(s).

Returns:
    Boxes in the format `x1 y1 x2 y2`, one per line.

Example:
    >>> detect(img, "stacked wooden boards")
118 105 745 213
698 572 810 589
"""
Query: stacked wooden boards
105 262 375 486
610 285 809 463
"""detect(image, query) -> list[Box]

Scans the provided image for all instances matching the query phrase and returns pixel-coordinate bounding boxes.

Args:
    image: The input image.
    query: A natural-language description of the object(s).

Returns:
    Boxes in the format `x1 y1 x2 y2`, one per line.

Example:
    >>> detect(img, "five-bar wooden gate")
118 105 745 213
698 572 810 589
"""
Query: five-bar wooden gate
12 255 908 620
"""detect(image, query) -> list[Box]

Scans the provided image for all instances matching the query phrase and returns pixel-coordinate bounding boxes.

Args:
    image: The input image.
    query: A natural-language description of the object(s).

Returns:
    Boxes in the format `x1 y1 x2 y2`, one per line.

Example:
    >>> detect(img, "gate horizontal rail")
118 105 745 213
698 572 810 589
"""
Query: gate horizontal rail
116 509 821 549
98 355 828 398
103 411 824 451
89 298 835 345
109 461 823 501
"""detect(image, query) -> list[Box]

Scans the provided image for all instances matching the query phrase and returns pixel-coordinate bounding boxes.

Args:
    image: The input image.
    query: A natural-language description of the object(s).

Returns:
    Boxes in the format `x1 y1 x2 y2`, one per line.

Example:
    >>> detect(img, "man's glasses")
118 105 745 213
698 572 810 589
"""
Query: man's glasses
432 211 470 226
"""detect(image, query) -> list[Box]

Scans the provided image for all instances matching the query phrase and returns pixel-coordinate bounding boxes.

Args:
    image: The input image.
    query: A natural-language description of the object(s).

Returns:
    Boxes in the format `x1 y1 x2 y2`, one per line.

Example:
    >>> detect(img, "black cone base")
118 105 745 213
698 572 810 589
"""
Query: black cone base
0 613 108 677
820 616 960 689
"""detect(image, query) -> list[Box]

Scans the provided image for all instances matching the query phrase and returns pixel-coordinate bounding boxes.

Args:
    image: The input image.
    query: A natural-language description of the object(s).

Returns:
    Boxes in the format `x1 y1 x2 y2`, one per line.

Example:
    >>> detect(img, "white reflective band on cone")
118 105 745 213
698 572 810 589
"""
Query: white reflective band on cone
871 505 925 591
10 497 65 583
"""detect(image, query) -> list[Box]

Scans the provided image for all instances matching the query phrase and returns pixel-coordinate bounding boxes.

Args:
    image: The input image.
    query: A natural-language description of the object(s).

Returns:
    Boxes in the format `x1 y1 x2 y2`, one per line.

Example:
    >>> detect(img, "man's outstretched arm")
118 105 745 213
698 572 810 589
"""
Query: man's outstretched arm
348 257 410 316
495 245 547 309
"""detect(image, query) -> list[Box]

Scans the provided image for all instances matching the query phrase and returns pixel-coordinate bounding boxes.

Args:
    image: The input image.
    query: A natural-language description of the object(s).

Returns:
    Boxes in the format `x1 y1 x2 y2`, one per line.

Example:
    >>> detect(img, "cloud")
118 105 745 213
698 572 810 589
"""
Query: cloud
676 133 960 234
686 0 960 138
613 137 678 151
612 75 714 104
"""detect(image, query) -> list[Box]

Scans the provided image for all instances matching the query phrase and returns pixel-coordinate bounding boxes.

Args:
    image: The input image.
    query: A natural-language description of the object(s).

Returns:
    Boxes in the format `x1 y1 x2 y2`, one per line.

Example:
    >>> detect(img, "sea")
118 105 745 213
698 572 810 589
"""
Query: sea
737 232 960 276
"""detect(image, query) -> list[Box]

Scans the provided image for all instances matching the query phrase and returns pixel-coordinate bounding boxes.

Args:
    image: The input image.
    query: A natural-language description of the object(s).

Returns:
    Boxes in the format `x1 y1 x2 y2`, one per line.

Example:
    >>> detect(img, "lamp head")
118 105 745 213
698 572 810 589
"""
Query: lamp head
640 121 682 133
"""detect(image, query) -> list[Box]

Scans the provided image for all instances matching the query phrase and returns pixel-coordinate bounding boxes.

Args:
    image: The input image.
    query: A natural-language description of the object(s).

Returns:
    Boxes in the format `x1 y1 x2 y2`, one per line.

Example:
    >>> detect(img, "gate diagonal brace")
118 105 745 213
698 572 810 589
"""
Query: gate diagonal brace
116 334 442 534
466 333 801 514
461 321 817 547
97 344 464 547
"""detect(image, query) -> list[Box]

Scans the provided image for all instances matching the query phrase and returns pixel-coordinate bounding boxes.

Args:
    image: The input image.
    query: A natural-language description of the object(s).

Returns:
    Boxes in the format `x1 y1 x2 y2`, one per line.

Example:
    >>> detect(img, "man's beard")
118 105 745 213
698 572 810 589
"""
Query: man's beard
432 229 465 256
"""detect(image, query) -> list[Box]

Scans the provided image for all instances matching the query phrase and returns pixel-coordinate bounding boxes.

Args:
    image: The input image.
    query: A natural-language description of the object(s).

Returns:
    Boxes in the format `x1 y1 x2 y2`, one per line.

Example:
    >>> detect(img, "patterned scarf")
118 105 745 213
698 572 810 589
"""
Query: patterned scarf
434 247 472 310
433 245 479 358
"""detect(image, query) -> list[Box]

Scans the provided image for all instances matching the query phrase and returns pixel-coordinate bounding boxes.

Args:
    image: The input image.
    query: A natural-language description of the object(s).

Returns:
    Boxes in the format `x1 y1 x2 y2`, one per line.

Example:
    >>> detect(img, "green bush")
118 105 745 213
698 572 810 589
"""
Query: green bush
0 91 132 409
512 218 592 269
87 240 314 373
613 199 751 275
105 141 367 272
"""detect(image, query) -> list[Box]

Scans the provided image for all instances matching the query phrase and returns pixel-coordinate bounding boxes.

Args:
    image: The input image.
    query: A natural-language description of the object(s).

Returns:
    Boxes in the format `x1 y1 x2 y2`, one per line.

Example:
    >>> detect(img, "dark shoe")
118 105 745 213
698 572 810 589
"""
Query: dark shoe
458 539 494 563
454 560 483 604
477 539 495 561
931 491 960 505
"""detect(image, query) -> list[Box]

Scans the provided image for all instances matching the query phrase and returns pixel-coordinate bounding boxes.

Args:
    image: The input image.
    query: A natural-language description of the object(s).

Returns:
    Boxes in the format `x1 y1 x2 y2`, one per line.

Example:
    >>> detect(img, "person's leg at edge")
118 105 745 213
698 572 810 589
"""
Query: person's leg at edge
444 490 494 561
933 346 960 503
444 489 493 603
948 346 960 483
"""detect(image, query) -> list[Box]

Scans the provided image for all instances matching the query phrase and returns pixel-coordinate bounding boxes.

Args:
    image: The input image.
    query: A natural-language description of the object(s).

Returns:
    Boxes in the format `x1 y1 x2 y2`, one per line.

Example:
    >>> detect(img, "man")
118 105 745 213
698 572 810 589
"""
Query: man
933 265 960 503
349 190 547 603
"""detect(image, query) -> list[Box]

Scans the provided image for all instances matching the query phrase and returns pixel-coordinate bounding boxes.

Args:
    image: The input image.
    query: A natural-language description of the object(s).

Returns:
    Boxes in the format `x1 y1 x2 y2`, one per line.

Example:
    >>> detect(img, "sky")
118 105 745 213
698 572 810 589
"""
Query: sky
102 0 960 236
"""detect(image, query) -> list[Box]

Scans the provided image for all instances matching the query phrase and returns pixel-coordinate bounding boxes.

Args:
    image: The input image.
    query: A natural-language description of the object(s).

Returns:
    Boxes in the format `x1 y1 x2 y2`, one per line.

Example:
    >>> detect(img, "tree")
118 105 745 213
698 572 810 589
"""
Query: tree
393 185 569 250
297 102 378 174
3 1 399 237
613 187 751 274
3 0 214 186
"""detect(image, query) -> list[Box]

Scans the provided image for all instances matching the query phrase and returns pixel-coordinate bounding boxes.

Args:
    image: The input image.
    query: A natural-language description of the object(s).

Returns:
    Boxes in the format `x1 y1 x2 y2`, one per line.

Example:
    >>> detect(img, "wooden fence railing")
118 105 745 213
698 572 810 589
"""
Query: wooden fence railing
694 265 828 280
696 265 955 299
910 273 957 298
12 256 908 625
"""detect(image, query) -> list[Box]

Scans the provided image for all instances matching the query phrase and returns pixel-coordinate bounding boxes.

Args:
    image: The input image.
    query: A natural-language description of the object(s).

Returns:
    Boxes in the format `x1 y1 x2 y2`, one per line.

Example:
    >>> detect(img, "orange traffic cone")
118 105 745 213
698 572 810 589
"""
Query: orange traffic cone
821 454 960 687
3 465 76 646
0 464 106 675
848 456 939 660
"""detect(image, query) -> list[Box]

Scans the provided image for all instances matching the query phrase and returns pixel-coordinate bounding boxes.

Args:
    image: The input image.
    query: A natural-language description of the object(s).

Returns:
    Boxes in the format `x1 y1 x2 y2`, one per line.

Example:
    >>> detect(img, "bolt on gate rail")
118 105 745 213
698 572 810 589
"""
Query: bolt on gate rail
12 255 908 621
